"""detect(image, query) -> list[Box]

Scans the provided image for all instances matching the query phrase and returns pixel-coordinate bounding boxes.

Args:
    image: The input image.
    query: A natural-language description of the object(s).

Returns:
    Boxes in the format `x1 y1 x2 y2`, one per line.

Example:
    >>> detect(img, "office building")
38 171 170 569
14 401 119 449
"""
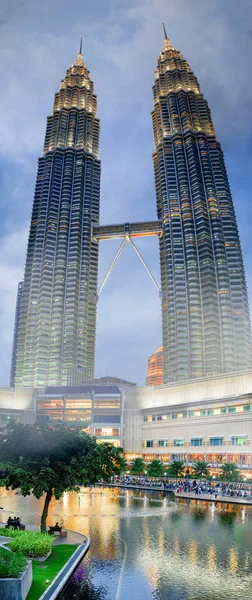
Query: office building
153 27 252 382
146 345 163 386
14 43 100 387
10 281 23 387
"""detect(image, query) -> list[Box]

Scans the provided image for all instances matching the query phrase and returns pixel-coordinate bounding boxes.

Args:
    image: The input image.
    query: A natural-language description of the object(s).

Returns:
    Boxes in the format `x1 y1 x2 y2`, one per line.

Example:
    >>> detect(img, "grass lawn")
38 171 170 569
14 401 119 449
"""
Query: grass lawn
26 544 77 600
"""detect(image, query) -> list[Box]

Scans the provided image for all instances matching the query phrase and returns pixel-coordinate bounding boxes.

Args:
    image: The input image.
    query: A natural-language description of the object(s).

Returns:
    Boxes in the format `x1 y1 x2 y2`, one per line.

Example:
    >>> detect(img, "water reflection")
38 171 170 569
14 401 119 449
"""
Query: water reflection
207 544 216 570
1 487 252 599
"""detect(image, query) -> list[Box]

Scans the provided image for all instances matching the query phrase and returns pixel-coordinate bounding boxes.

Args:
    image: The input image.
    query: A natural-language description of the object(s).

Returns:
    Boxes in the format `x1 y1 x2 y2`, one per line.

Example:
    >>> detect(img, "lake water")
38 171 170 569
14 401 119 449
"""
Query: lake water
1 486 252 599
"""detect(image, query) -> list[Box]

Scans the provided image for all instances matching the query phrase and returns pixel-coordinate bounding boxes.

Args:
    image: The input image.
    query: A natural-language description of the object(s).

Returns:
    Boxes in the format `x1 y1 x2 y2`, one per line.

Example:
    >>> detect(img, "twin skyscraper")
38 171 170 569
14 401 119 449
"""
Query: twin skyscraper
11 30 252 387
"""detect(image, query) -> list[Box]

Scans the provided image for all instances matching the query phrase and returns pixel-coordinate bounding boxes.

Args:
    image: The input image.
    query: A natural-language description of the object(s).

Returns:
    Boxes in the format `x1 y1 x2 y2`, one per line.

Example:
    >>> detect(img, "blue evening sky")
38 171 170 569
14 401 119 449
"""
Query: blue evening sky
0 0 251 385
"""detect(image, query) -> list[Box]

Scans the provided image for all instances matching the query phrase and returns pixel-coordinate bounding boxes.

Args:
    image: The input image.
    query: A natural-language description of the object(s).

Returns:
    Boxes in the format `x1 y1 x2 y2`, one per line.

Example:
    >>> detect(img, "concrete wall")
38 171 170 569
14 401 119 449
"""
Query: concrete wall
123 371 252 468
0 387 35 410
0 560 32 600
124 370 252 410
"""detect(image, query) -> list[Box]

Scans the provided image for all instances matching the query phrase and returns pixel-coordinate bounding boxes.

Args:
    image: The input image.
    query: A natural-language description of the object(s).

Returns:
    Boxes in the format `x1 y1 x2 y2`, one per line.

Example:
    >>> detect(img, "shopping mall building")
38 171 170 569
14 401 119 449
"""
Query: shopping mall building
1 370 252 477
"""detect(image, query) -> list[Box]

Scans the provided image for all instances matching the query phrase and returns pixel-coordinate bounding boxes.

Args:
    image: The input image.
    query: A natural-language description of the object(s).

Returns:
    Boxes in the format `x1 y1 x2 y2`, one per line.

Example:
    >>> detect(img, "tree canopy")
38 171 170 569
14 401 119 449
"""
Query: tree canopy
130 457 145 476
0 423 125 531
147 459 164 478
167 460 184 481
192 460 210 479
220 462 241 482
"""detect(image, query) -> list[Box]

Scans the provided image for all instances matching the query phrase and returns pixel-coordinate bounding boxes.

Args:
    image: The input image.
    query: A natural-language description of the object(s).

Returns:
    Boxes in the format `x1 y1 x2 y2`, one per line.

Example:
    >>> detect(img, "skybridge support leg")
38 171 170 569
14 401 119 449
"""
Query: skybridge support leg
97 235 160 296
128 237 160 293
98 237 128 296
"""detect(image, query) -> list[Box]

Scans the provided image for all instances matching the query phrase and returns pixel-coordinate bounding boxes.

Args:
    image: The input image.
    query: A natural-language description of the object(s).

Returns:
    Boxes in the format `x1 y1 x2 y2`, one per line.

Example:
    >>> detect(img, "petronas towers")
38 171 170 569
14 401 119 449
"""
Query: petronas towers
14 45 100 386
12 30 252 387
153 30 251 382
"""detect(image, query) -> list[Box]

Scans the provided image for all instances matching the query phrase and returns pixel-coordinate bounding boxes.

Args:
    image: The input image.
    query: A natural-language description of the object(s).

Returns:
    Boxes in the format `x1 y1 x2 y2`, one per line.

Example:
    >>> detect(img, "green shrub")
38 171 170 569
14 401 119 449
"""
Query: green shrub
8 530 55 558
3 527 23 538
0 548 27 578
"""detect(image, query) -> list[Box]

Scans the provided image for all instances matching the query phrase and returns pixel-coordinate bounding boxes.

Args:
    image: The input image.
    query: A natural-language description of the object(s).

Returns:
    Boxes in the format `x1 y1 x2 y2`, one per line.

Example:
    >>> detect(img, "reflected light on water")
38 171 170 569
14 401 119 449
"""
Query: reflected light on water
229 547 238 574
189 539 198 563
1 487 252 600
207 543 216 570
158 526 164 555
173 536 180 556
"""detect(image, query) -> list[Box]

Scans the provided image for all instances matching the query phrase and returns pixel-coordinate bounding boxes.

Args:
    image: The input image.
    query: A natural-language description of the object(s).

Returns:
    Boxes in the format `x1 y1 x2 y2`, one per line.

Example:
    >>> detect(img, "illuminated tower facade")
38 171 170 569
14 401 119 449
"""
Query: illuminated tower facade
146 345 163 386
152 27 252 383
15 44 100 387
10 281 24 387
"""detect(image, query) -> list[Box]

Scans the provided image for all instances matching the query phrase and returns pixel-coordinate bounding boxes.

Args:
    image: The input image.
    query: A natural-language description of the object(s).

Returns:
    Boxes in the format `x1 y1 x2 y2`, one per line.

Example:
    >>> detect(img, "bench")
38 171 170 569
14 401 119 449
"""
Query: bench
48 526 67 537
5 521 25 531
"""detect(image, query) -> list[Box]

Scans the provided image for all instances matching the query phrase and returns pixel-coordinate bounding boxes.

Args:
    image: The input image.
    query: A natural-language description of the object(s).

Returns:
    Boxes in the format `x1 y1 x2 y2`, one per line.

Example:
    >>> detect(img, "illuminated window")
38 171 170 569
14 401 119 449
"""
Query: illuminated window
210 437 223 446
231 436 247 446
191 438 202 446
146 440 153 448
174 439 184 447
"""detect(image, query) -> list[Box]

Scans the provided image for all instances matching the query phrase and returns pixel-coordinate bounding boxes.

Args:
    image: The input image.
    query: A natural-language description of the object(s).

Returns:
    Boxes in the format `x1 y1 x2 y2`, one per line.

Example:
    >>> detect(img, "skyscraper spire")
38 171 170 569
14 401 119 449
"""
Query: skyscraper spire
79 36 83 56
162 22 168 40
162 22 172 50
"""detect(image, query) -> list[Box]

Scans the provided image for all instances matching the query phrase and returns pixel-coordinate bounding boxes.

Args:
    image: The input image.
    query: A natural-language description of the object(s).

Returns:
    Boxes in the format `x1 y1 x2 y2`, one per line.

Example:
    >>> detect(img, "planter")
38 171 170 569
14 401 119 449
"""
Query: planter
28 549 52 563
0 560 32 600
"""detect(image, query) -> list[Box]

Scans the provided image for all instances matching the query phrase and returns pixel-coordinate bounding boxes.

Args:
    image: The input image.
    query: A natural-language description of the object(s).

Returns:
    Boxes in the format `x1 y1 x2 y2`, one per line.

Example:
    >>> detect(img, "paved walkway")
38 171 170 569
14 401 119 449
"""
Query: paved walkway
96 482 167 493
175 491 252 505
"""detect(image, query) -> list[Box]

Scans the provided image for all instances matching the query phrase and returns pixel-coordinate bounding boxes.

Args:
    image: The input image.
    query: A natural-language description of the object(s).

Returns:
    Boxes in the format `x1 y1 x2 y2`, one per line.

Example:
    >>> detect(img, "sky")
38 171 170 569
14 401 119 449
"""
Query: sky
0 0 252 385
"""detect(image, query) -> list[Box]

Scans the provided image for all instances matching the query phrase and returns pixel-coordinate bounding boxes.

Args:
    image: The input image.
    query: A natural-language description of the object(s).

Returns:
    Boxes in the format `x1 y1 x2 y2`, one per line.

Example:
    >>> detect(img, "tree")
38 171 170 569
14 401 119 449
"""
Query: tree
147 459 164 478
167 460 184 482
220 462 241 482
130 457 145 476
0 423 125 532
192 460 209 479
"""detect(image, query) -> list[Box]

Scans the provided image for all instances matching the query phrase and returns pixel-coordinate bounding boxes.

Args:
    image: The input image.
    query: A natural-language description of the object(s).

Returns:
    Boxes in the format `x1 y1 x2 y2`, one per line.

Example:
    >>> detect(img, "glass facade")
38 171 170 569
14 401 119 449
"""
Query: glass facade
14 49 100 387
36 385 122 446
152 34 252 383
9 281 23 387
146 345 163 386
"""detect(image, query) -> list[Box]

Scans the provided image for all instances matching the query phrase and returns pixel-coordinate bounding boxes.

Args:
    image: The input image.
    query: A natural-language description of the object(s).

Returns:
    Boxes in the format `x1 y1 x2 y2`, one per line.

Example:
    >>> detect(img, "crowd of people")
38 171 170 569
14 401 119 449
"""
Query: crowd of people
174 481 252 498
112 476 252 498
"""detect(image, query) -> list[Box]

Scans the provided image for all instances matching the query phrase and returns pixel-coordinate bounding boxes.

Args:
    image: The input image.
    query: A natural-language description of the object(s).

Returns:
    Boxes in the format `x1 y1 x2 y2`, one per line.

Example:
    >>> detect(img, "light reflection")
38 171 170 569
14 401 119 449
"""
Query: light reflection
158 527 165 555
173 536 180 556
189 539 198 563
244 552 249 573
142 519 150 550
207 544 216 570
147 563 159 592
1 487 252 600
229 547 238 574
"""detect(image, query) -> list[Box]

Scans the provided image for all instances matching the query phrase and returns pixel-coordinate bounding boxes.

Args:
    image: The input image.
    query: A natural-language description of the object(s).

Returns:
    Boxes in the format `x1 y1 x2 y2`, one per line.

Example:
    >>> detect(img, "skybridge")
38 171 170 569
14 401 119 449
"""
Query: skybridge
92 220 163 241
92 220 163 296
